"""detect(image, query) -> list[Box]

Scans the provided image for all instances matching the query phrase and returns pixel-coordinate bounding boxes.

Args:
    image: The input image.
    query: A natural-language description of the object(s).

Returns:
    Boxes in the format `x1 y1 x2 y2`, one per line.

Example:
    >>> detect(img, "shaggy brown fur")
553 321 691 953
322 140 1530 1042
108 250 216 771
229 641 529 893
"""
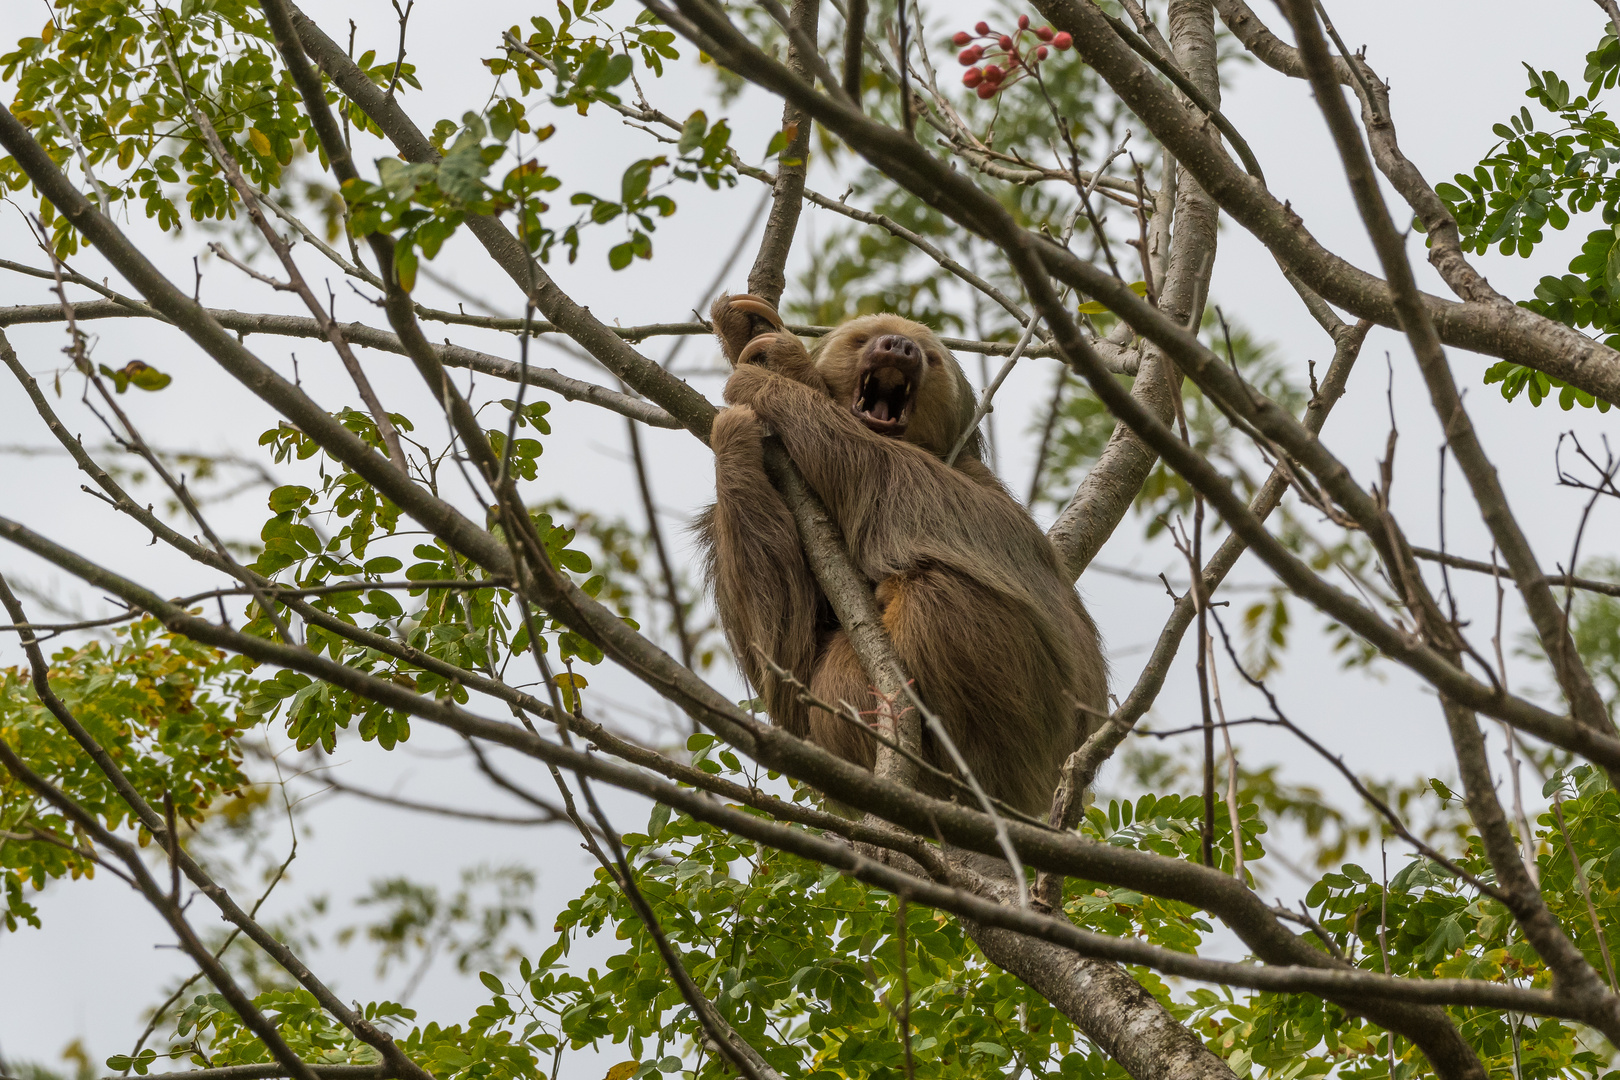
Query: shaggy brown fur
695 294 1107 816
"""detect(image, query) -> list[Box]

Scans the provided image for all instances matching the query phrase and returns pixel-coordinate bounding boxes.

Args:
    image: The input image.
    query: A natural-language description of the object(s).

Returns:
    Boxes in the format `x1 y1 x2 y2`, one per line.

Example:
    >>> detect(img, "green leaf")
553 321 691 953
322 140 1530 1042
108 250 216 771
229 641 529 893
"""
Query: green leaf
269 485 313 512
602 53 633 87
647 801 671 841
111 360 172 391
394 246 418 293
1604 230 1620 298
479 970 505 993
678 111 708 155
622 158 655 203
1077 283 1148 314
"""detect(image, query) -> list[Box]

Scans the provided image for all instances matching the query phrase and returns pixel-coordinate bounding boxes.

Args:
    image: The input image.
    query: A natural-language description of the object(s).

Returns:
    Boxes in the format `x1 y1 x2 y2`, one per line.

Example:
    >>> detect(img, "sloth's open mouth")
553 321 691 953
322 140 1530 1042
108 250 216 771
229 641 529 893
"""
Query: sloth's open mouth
852 368 916 437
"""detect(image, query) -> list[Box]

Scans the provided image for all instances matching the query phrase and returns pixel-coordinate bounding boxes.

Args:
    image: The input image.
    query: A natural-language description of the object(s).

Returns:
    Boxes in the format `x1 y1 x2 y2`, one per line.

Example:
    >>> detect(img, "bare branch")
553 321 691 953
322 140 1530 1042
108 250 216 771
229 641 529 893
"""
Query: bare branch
1412 546 1620 598
1039 0 1620 405
1213 0 1501 304
1279 0 1616 751
164 64 409 470
747 0 820 309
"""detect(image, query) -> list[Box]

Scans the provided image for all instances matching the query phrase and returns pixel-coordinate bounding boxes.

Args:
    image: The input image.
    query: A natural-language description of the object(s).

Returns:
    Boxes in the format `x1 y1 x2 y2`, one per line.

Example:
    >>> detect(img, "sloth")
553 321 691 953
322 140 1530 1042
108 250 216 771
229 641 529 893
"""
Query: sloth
696 294 1107 816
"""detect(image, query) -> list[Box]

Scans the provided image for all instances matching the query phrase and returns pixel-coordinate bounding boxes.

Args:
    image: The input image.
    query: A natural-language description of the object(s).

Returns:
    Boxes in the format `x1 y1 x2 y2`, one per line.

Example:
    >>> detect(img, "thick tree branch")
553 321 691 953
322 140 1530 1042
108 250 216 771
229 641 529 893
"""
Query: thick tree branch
962 876 1237 1080
0 518 1599 1043
747 0 820 309
1027 0 1620 406
1443 700 1620 1038
640 0 1614 768
279 1 719 439
842 0 867 103
1279 0 1616 748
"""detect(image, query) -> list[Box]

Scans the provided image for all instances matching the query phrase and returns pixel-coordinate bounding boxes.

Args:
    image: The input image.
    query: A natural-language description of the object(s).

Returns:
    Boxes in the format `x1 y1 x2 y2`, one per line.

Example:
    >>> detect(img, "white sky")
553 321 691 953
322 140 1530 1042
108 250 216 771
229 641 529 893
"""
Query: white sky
0 0 1614 1073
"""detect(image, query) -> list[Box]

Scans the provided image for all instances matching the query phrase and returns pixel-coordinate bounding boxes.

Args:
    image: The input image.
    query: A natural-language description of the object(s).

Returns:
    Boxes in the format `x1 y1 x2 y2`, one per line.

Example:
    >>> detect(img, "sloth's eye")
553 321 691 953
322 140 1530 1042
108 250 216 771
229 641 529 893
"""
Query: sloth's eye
926 352 943 367
852 334 869 346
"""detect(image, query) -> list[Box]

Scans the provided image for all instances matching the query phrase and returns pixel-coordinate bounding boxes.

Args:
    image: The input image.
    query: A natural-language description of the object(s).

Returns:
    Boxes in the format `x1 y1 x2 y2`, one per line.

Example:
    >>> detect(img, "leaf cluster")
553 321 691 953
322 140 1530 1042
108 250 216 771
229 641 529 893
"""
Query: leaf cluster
1438 32 1620 411
1 620 251 930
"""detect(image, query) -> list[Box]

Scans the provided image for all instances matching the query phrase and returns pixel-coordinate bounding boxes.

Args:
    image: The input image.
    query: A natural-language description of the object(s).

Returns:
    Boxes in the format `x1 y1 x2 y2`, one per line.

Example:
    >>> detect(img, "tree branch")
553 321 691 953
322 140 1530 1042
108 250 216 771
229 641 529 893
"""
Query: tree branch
0 521 1598 1030
746 0 819 308
1029 0 1620 406
279 0 719 439
1278 0 1616 750
1055 317 1370 805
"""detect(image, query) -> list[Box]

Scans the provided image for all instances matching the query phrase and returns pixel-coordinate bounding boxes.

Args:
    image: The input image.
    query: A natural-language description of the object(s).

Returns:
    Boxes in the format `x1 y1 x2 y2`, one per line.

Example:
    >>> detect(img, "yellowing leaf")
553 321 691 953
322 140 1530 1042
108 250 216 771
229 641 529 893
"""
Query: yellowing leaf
553 671 588 712
100 360 171 393
42 21 56 43
120 360 172 392
1076 281 1149 314
129 364 172 391
603 1064 639 1080
248 128 272 156
393 247 418 293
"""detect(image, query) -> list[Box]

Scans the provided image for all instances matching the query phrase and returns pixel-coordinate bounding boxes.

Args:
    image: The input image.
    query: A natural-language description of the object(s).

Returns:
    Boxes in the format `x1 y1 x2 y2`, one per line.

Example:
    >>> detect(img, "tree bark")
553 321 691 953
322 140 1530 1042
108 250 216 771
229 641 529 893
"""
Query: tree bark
1048 0 1218 582
748 0 820 308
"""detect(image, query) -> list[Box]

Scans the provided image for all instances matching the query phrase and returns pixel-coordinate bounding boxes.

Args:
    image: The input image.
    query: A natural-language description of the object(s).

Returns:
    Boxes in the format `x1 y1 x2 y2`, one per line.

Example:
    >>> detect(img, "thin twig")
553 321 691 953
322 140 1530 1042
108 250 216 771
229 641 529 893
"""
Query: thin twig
156 26 408 471
945 315 1041 466
1209 608 1509 902
901 685 1029 909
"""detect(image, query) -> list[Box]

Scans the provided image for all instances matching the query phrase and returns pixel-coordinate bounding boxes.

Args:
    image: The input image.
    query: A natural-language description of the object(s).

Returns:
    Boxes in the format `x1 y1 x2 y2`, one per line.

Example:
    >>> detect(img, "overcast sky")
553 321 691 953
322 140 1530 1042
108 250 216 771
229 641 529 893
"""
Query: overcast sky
1 0 1616 1072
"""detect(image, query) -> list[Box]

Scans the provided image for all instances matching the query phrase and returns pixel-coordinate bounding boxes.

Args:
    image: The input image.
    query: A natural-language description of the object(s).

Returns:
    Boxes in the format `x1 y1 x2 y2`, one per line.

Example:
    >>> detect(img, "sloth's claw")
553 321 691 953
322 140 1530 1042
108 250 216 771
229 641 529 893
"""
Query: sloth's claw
727 296 783 329
737 332 783 367
711 292 786 364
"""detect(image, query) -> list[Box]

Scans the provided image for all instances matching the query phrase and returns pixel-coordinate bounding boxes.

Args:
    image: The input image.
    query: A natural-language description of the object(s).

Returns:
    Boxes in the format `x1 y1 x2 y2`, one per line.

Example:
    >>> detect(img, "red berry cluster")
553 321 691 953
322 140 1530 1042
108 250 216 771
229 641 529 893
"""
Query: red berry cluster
955 15 1072 99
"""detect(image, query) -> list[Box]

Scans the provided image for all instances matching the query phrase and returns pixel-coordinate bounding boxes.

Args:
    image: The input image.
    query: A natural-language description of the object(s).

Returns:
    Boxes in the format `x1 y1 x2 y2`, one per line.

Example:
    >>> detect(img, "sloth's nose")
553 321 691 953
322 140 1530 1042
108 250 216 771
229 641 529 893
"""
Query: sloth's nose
869 334 922 371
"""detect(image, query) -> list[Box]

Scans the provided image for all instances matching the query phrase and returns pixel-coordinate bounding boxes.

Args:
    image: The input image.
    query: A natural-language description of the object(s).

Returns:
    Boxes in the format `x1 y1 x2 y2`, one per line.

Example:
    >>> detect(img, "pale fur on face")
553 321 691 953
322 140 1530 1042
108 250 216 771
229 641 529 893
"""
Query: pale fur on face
809 313 981 461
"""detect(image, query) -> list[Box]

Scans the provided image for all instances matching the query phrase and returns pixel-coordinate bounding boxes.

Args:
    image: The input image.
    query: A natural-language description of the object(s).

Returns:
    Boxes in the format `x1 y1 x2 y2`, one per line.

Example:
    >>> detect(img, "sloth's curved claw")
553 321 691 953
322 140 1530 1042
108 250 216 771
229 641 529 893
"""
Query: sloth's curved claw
727 295 784 328
711 292 786 363
737 332 785 367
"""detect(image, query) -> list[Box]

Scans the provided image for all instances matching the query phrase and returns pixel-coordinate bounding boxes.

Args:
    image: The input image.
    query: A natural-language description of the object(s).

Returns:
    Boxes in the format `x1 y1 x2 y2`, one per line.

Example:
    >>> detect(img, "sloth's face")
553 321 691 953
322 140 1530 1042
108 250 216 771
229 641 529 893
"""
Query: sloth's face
813 314 975 460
